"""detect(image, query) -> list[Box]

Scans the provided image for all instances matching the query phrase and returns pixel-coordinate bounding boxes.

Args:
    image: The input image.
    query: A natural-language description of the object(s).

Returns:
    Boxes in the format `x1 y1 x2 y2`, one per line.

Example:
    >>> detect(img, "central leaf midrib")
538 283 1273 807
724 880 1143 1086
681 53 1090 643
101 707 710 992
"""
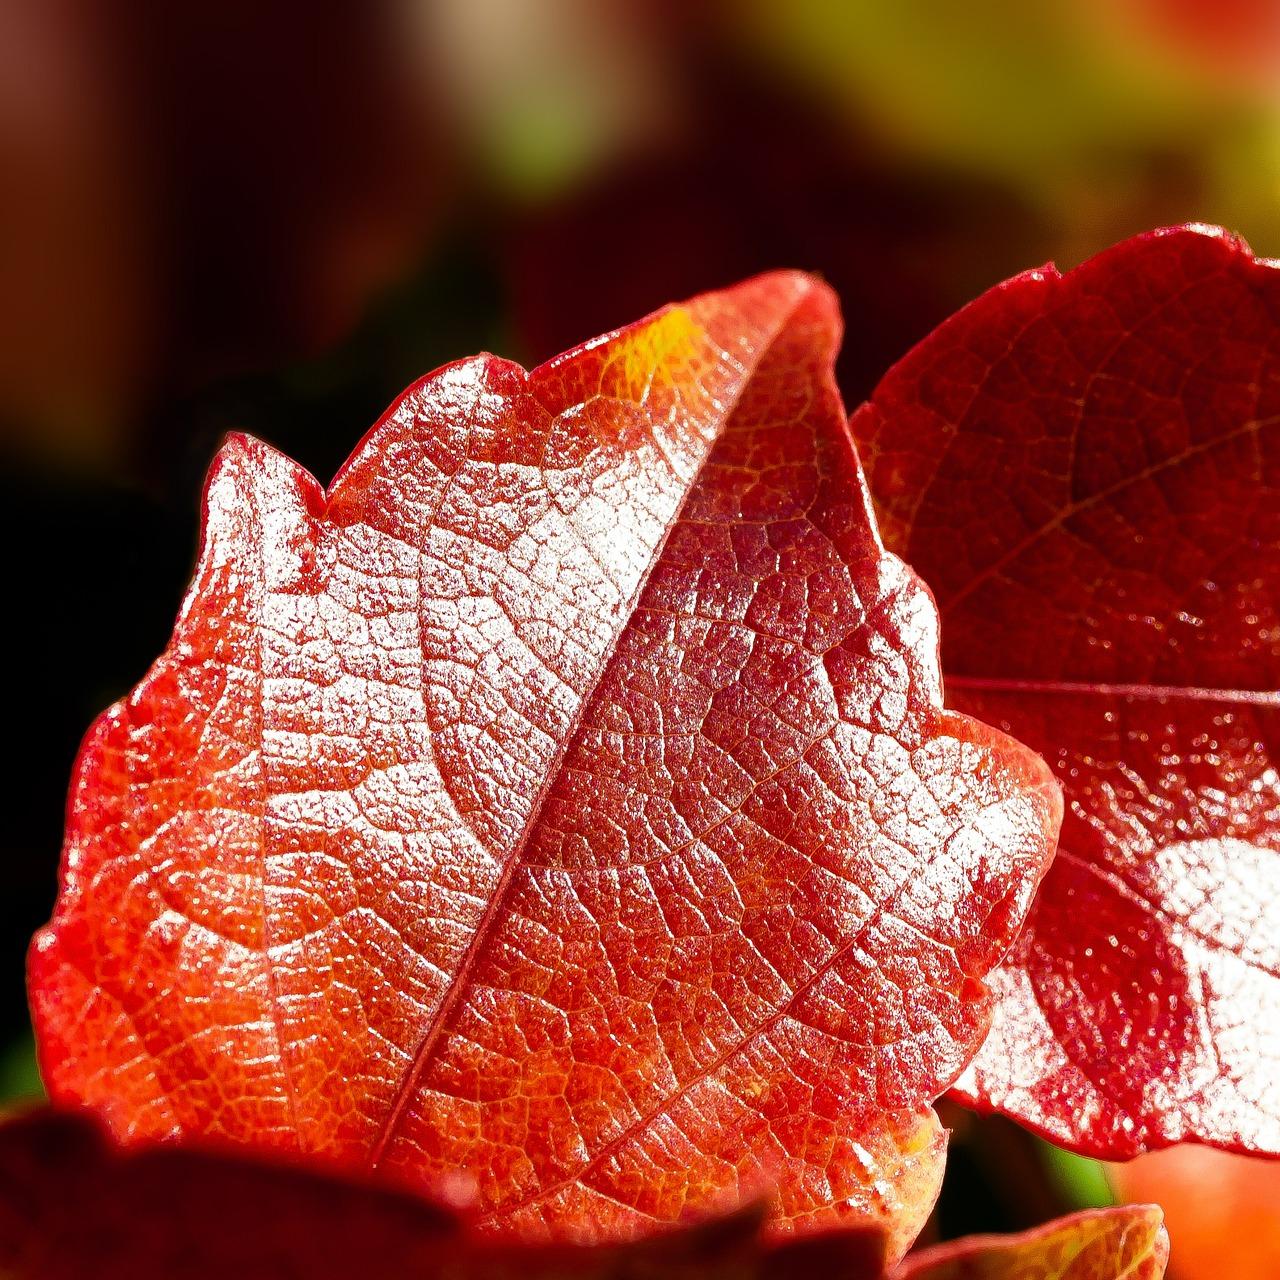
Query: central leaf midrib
365 286 816 1169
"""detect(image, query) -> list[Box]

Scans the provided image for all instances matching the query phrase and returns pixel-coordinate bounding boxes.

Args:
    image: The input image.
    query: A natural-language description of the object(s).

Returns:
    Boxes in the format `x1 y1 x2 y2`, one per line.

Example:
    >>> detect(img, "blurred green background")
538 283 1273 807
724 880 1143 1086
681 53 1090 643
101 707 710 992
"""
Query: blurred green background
4 2 1279 1271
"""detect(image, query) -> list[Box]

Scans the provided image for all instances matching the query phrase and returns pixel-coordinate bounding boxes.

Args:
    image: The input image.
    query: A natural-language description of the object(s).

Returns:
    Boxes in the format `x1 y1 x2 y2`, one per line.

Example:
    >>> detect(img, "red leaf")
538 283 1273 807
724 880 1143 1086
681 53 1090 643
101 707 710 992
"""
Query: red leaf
30 274 1059 1250
1109 1143 1280 1280
0 1108 886 1279
850 225 1280 1157
895 1206 1169 1280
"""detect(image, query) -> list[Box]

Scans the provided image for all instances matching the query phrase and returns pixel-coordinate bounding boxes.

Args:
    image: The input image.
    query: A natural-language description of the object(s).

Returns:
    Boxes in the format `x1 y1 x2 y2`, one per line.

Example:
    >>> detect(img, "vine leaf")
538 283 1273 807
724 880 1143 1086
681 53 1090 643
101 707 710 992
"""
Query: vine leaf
1110 1143 1280 1280
0 1109 886 1279
851 224 1280 1158
896 1205 1168 1279
30 273 1058 1251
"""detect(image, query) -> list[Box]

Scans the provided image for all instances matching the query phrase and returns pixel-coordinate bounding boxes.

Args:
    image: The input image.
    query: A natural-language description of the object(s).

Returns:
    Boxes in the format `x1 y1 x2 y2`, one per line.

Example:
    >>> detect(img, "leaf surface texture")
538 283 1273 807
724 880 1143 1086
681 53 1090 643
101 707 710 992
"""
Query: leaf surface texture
31 273 1059 1244
852 225 1280 1157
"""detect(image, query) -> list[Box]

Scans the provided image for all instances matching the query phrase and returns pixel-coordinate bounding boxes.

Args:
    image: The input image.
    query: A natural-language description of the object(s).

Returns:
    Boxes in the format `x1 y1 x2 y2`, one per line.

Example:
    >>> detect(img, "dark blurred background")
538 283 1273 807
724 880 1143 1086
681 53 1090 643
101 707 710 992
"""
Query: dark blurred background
4 1 1280 1269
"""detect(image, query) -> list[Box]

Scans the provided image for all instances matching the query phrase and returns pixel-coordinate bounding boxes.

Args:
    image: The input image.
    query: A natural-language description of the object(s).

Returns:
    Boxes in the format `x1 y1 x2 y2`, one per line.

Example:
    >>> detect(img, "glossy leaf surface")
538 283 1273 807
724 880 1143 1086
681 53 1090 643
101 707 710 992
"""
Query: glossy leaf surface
850 225 1280 1156
0 1109 885 1280
896 1206 1168 1280
30 275 1059 1246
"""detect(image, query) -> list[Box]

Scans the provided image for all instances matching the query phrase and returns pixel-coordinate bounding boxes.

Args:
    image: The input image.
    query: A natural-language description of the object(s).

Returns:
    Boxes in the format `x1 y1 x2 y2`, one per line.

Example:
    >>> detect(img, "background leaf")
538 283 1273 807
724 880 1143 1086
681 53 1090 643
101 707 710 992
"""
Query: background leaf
897 1205 1168 1279
1109 1144 1280 1280
850 224 1280 1159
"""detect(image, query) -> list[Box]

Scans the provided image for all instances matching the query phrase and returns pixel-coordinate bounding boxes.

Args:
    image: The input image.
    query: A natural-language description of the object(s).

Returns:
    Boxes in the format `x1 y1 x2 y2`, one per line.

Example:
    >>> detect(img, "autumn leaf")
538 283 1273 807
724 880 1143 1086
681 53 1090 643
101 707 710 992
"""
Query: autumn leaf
0 1108 886 1280
29 273 1059 1253
850 224 1280 1157
896 1205 1168 1279
1109 1143 1280 1280
0 1107 457 1279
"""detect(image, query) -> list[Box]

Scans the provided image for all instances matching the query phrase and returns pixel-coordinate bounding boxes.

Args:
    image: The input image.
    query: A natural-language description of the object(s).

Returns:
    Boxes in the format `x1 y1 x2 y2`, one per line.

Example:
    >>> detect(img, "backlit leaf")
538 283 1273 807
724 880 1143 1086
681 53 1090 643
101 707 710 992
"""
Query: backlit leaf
851 224 1280 1157
30 275 1058 1249
896 1205 1168 1279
